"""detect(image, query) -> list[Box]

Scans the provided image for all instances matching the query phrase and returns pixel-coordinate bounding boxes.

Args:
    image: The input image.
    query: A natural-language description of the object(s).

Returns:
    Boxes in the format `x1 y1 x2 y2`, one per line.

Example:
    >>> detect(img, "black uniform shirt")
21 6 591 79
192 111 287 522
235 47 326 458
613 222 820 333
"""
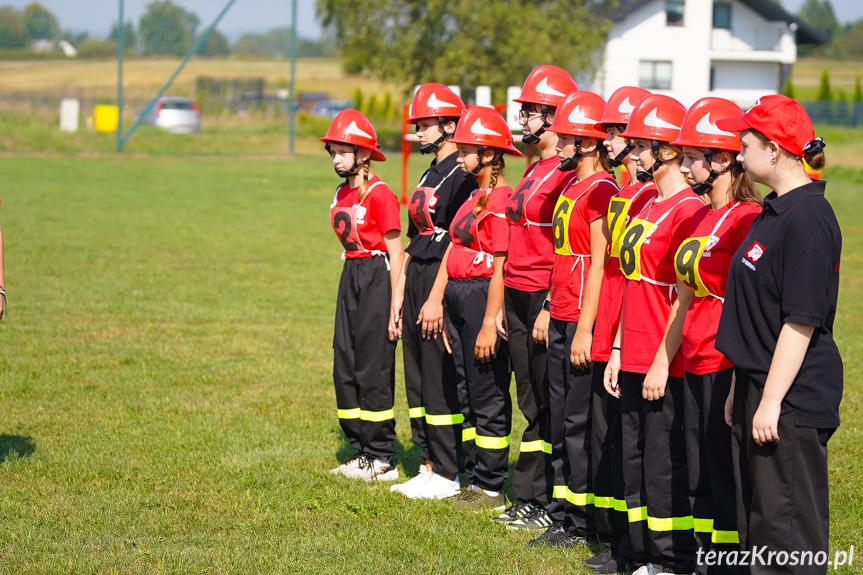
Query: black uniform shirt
405 151 474 261
716 180 843 428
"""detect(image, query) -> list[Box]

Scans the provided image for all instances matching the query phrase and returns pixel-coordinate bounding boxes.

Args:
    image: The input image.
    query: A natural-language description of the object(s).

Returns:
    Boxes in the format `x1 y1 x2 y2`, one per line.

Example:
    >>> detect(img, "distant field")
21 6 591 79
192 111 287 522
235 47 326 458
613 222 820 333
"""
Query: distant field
0 58 403 102
0 153 859 574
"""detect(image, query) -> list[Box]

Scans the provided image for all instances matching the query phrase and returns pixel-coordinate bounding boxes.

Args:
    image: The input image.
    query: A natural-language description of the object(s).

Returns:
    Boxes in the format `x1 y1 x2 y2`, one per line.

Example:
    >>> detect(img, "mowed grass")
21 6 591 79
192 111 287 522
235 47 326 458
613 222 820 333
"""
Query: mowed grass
0 152 860 574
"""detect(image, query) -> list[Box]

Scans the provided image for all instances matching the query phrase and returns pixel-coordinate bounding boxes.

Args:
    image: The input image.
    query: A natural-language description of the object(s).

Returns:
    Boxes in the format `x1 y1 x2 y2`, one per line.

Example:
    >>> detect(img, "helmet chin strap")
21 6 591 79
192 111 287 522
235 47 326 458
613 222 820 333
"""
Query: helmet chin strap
558 136 584 172
690 148 729 196
608 141 634 168
418 118 452 154
466 146 488 179
329 144 363 178
521 104 552 146
637 140 682 183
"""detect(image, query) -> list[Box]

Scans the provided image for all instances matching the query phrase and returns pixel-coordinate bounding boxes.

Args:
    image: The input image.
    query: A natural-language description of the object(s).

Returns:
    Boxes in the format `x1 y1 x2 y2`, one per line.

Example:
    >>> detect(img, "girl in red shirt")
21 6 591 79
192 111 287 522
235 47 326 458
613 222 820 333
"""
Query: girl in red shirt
323 110 405 482
442 106 522 511
497 65 579 530
605 95 703 575
584 85 655 574
671 98 762 572
528 90 619 549
390 84 473 501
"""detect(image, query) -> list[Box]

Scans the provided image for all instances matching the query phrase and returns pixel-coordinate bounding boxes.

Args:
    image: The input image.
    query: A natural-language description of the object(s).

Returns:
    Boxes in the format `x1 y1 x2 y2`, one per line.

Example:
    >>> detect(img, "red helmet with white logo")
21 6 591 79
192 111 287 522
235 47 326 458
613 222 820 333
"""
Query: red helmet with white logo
672 97 743 152
407 83 466 123
621 94 686 143
595 86 652 131
321 109 386 162
513 65 579 108
450 106 524 157
548 90 608 139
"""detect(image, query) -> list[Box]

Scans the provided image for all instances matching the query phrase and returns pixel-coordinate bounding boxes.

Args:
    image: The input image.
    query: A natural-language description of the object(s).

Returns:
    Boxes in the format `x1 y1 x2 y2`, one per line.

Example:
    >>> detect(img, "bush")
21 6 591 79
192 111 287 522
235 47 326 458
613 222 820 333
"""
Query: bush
76 38 118 59
784 77 795 99
816 70 833 101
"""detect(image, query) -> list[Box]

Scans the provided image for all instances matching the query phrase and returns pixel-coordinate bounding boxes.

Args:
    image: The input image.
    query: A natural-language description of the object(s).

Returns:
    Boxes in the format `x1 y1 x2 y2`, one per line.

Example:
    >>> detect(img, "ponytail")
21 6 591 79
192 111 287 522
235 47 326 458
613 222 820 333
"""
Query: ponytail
473 152 505 216
357 160 371 202
728 162 763 206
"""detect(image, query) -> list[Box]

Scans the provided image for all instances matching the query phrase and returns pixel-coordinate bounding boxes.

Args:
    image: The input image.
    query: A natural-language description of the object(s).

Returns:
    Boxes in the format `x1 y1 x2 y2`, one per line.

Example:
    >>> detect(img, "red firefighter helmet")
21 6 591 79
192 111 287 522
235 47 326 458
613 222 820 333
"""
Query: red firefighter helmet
672 97 743 152
513 65 579 108
450 106 524 157
321 109 386 162
596 86 652 131
407 83 466 123
621 94 686 143
548 90 608 139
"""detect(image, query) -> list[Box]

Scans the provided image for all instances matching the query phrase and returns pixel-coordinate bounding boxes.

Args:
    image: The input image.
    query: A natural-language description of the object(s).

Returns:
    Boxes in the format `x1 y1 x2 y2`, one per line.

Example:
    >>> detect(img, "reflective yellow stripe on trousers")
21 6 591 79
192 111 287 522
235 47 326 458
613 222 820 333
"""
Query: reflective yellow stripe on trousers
520 440 553 454
553 486 594 506
360 409 395 422
475 434 510 449
462 427 476 442
594 496 628 513
647 515 695 531
425 413 465 426
408 407 426 419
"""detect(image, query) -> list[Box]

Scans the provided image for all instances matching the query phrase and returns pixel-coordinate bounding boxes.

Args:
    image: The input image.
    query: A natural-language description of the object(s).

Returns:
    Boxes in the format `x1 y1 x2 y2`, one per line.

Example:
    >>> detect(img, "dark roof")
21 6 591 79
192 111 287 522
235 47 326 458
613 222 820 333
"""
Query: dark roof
606 0 827 44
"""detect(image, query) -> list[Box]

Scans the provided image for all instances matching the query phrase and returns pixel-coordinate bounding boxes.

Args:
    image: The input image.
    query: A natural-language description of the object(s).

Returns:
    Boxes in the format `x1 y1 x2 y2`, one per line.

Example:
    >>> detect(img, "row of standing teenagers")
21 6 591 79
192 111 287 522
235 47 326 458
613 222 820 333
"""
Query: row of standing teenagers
324 108 405 481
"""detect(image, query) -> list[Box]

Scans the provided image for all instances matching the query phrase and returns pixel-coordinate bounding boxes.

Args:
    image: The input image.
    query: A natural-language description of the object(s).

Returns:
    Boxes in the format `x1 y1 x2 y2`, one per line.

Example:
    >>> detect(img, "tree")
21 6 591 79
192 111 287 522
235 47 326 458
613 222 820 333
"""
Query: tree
233 32 267 58
797 0 839 40
317 0 613 97
199 29 229 57
0 7 29 49
139 0 200 57
23 2 60 40
815 70 832 100
109 21 137 52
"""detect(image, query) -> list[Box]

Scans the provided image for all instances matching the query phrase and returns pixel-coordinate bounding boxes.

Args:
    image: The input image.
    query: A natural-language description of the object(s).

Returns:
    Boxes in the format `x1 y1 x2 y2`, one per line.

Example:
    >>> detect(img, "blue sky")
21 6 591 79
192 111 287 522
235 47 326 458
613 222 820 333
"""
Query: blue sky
3 0 862 39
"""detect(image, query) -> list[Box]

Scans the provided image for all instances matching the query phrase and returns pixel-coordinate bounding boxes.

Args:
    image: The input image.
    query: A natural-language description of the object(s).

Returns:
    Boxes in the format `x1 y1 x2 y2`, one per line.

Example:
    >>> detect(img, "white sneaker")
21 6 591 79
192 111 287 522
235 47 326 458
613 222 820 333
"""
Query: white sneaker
401 471 461 500
343 454 400 481
632 564 663 575
329 452 364 475
390 466 431 493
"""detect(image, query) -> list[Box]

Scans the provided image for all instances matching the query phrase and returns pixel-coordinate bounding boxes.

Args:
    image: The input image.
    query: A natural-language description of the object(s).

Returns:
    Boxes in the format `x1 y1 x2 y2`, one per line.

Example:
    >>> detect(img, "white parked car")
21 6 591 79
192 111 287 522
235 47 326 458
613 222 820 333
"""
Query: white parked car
143 97 201 134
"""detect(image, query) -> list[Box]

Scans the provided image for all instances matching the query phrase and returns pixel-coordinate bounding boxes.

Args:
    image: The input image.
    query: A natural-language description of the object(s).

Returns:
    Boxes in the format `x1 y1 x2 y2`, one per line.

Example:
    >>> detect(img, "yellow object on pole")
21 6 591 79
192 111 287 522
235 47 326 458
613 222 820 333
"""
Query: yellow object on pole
95 105 119 133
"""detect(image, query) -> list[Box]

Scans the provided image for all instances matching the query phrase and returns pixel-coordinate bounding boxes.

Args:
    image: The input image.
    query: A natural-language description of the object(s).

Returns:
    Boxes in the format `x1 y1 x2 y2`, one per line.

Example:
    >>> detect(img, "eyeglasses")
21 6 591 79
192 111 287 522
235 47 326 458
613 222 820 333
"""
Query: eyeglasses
518 109 542 121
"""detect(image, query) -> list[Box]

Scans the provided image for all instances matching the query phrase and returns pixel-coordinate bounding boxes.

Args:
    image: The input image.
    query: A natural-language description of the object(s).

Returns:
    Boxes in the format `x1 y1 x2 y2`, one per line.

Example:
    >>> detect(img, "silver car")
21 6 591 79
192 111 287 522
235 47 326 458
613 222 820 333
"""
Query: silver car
143 97 201 134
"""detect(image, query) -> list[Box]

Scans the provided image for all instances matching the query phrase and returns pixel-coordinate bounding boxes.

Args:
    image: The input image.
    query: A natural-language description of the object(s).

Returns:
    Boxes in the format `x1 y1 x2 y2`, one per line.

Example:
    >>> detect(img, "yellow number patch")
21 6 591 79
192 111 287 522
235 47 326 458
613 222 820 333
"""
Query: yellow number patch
553 195 575 256
619 218 655 281
675 236 711 297
608 196 631 259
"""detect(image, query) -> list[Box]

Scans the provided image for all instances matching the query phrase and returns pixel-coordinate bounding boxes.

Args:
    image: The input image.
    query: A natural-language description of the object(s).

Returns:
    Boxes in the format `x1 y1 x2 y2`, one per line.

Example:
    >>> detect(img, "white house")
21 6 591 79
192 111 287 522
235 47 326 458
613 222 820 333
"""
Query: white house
592 0 824 108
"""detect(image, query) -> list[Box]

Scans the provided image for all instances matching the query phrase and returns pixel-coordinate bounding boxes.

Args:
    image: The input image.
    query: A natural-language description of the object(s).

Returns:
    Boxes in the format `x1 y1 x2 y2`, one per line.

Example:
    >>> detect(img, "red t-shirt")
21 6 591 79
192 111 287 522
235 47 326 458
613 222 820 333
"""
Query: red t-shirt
329 176 401 259
619 188 703 377
676 201 761 374
549 171 618 322
503 156 568 291
591 182 657 362
447 186 512 279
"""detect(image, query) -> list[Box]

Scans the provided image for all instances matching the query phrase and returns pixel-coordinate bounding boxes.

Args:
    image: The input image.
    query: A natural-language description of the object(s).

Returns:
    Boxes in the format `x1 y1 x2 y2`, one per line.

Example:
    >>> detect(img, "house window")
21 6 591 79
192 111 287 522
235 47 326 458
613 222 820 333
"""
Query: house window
713 2 732 29
640 61 673 90
666 0 685 26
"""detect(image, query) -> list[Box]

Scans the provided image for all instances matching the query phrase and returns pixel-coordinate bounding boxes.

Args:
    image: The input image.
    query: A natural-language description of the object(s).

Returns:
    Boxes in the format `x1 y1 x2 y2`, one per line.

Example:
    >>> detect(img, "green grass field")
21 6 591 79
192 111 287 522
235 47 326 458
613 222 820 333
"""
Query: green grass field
0 145 861 574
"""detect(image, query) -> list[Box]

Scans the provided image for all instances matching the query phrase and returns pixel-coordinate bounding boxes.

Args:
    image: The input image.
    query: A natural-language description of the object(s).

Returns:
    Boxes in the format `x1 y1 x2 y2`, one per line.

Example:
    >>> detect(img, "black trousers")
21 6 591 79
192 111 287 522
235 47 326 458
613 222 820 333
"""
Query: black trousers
402 257 460 474
732 370 833 575
620 370 651 564
684 369 741 575
643 374 697 574
333 256 397 460
445 278 512 491
547 317 594 537
591 362 630 557
504 286 552 503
